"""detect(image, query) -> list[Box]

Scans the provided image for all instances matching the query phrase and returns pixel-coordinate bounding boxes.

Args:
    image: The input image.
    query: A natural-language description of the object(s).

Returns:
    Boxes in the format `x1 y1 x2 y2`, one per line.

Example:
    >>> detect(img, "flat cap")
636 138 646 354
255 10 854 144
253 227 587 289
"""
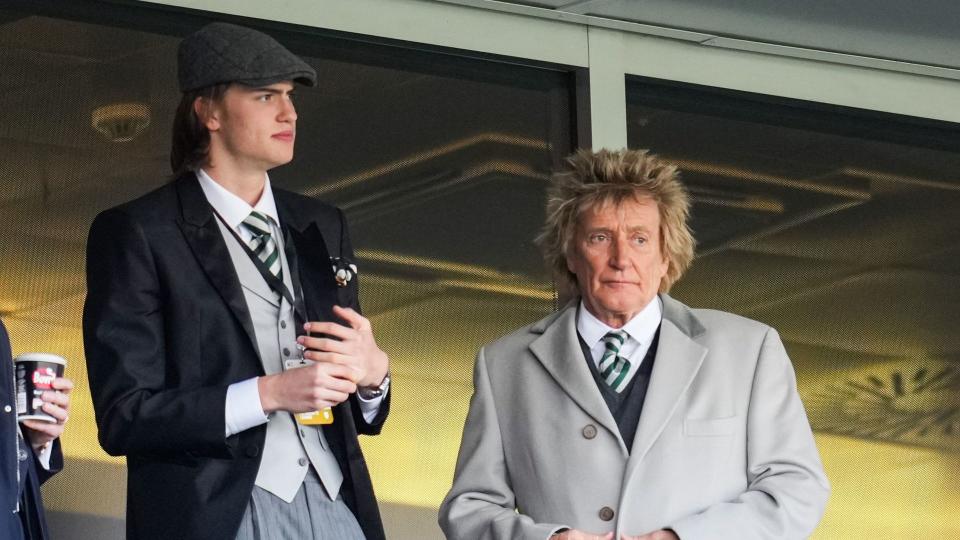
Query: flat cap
178 22 317 92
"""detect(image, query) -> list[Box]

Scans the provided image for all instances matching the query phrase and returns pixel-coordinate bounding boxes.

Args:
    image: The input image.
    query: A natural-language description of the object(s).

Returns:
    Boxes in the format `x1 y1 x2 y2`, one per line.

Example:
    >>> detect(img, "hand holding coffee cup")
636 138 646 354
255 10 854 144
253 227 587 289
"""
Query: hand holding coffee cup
14 353 74 451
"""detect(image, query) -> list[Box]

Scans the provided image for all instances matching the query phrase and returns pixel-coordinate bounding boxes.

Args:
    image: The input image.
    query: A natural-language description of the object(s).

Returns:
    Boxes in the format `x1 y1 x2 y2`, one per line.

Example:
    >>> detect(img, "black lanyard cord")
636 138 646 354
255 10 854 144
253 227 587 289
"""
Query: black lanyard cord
211 209 310 330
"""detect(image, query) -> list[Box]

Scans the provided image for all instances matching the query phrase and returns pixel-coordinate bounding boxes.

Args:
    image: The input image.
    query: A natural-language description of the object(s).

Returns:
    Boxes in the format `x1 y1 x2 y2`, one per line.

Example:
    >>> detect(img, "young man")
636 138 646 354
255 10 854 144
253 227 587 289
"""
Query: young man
83 23 390 540
1 318 73 540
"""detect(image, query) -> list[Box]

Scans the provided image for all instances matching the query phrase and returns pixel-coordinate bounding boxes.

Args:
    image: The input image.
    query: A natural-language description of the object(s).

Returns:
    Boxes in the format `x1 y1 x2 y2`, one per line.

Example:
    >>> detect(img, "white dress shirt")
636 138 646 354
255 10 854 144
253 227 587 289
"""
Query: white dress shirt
576 296 663 389
196 169 385 436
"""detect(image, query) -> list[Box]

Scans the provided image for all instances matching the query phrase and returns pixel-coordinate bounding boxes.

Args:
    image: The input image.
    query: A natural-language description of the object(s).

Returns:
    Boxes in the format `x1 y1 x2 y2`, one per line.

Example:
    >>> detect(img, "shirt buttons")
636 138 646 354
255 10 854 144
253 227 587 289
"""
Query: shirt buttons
298 457 308 467
599 506 615 521
299 429 307 438
280 320 287 329
283 348 291 357
582 424 597 439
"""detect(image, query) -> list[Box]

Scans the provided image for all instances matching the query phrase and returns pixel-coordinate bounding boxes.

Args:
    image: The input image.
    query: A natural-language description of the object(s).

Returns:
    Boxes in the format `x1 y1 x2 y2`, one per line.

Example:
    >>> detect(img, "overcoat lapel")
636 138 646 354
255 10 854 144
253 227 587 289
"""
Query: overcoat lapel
529 304 628 455
174 174 261 361
624 295 707 480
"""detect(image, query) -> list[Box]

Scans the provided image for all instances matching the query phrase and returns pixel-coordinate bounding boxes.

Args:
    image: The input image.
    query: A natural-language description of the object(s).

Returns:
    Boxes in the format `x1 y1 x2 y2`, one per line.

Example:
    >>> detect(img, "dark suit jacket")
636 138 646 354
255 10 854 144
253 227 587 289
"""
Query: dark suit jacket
82 174 389 540
1 319 63 540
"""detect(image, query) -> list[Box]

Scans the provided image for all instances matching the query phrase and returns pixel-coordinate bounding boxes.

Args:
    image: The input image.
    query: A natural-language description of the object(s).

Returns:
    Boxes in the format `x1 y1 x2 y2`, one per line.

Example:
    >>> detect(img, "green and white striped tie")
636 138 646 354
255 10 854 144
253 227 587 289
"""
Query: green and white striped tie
241 210 282 282
598 330 631 393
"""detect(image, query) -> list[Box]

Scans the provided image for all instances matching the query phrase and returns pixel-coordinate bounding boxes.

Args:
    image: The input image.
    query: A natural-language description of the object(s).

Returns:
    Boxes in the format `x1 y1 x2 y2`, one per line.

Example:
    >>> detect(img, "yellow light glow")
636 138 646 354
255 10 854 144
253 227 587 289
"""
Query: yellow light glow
812 433 960 538
6 278 958 537
305 133 549 196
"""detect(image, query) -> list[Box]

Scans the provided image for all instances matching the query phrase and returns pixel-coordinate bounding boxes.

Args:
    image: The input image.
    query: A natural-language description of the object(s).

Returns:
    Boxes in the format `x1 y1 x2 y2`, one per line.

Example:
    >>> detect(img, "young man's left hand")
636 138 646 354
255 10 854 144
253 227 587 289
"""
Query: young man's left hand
299 305 389 389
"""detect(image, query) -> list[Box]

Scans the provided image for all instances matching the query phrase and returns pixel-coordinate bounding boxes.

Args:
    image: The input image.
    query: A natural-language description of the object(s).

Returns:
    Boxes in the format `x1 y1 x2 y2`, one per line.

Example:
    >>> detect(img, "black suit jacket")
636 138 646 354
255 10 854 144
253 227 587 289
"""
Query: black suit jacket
1 319 63 540
82 174 389 540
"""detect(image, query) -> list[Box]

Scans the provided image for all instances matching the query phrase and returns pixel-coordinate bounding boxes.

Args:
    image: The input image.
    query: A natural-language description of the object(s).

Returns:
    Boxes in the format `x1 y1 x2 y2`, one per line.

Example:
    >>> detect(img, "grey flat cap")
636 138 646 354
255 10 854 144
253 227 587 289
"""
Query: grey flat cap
178 22 317 92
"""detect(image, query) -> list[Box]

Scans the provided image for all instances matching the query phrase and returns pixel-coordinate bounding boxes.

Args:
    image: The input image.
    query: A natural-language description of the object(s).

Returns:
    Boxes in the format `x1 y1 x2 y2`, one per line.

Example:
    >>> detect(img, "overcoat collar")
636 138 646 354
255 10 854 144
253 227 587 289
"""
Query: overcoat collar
528 294 707 458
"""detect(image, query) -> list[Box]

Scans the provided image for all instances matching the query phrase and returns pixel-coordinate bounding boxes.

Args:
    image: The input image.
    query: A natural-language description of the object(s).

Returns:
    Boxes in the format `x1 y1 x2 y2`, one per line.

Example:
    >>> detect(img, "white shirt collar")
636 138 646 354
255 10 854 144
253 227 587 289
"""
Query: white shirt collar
196 168 280 229
577 295 663 351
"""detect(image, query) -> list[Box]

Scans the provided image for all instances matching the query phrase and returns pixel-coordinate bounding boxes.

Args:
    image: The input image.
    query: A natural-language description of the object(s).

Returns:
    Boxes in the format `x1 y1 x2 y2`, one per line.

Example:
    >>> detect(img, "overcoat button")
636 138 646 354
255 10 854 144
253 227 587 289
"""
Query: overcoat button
245 444 260 458
582 424 597 439
599 506 615 521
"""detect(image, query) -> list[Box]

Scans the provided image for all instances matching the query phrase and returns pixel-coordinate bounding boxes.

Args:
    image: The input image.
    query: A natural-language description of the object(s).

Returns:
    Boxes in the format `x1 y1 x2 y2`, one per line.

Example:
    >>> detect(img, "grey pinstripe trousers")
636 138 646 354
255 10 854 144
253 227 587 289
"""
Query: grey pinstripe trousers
235 469 366 540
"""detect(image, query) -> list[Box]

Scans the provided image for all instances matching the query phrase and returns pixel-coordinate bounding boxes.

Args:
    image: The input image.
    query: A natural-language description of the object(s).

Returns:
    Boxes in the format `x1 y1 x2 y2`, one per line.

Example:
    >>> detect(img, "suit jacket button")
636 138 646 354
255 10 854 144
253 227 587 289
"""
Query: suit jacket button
582 424 597 439
599 506 615 521
245 444 260 458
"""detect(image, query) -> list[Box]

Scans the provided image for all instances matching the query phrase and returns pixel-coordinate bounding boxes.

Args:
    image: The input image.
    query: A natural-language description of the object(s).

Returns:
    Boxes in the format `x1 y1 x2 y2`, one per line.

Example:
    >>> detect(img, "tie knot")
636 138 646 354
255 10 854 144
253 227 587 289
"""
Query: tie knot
599 330 632 392
602 330 627 353
242 211 272 237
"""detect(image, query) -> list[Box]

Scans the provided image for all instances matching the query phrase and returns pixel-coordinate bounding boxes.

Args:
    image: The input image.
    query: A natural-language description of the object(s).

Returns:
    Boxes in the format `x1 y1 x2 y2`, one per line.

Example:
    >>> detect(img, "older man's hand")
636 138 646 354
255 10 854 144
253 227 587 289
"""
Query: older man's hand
621 530 680 540
22 376 74 452
551 530 613 540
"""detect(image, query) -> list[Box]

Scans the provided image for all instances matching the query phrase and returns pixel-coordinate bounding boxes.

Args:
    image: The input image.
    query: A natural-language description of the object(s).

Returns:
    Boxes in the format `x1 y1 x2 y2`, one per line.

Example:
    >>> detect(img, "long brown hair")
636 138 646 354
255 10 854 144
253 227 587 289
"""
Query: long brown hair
169 84 229 176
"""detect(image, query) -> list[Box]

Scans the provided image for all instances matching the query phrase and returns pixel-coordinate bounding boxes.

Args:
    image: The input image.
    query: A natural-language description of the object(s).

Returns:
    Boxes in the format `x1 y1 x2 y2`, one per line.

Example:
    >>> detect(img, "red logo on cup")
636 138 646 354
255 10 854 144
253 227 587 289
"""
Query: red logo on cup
32 367 56 389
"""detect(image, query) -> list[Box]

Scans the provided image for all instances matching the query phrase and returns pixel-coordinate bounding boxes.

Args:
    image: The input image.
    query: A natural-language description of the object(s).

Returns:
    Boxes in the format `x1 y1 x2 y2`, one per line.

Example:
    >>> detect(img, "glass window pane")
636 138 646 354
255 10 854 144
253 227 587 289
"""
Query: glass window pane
0 6 573 538
627 76 960 539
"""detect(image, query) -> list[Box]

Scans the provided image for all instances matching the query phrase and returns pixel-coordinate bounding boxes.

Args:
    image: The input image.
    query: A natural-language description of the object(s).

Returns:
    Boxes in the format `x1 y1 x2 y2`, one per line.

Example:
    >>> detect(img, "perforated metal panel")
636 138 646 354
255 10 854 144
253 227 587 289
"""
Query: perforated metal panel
0 6 573 539
628 76 960 539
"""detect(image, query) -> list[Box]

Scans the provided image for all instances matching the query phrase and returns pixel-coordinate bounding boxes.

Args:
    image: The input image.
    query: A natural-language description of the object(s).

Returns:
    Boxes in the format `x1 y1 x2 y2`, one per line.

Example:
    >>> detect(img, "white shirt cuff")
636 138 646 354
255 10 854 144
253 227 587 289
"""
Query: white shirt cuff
225 377 269 437
36 442 53 470
355 383 389 424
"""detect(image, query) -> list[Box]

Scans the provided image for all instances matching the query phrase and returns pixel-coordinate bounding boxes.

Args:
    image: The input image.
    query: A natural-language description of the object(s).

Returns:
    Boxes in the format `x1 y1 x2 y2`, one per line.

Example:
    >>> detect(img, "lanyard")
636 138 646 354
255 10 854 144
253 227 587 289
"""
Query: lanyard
212 210 310 332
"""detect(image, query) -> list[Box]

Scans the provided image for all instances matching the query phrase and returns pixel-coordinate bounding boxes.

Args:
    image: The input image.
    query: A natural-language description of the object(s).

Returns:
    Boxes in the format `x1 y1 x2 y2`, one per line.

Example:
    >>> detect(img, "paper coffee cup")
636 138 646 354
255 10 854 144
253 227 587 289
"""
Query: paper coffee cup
14 353 66 423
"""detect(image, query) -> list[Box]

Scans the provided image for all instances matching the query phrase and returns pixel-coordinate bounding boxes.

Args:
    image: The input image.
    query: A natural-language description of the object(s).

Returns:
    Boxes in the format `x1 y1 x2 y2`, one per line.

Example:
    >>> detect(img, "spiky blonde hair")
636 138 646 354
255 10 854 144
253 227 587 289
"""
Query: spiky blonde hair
536 148 695 293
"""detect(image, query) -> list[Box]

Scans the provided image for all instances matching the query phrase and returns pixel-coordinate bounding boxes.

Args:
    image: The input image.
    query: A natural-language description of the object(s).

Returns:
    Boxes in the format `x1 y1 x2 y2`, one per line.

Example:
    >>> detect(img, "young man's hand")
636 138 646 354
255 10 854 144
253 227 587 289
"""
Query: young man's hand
298 305 389 389
258 305 389 413
258 361 358 414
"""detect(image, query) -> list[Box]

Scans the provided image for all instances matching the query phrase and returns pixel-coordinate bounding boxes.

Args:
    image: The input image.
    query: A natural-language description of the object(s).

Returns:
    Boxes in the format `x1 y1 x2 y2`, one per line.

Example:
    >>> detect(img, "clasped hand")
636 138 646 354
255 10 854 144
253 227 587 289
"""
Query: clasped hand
258 305 389 414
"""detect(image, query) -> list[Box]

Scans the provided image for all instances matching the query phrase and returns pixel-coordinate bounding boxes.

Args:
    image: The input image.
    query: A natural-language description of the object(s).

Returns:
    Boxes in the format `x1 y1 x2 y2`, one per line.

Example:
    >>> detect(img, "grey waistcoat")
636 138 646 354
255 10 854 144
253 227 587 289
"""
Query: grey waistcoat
216 217 344 503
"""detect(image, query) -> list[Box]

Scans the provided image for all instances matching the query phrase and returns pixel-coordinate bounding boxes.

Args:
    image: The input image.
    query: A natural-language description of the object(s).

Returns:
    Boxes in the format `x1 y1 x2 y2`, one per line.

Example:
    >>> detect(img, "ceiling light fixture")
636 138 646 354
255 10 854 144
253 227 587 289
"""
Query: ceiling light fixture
91 102 151 143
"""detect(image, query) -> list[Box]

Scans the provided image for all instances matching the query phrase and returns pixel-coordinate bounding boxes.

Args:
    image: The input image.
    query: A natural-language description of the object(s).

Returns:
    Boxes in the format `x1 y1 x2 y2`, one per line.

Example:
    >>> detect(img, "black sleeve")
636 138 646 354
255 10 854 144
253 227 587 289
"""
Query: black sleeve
83 209 233 459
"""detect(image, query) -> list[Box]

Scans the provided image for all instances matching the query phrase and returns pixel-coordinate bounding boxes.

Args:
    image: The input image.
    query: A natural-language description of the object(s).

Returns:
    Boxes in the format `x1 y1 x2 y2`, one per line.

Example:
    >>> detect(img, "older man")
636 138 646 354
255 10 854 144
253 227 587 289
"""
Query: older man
440 149 829 540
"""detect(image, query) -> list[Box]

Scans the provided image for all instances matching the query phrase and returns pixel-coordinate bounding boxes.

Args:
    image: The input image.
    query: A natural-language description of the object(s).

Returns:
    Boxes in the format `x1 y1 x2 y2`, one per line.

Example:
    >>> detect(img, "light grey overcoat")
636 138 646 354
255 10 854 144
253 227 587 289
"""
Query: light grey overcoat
440 295 829 540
